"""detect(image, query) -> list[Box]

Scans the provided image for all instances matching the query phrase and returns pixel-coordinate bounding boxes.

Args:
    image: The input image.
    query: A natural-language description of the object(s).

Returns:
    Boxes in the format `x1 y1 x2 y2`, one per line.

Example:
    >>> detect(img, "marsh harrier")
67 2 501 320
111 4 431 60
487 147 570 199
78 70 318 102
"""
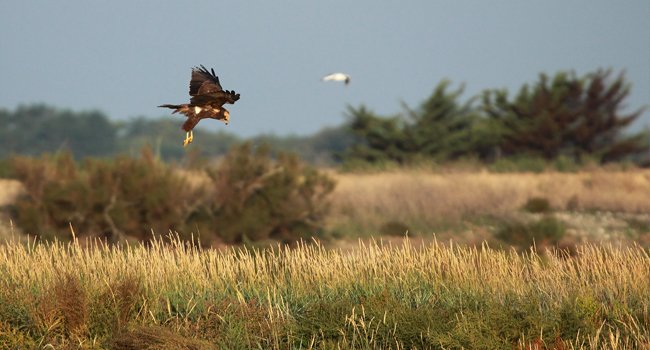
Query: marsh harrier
159 65 241 146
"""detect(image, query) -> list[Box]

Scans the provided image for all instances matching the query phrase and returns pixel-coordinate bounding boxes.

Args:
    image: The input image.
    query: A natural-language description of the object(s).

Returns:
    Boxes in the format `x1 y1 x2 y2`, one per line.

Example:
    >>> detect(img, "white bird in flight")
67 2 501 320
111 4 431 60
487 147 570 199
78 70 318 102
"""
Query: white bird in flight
322 72 351 85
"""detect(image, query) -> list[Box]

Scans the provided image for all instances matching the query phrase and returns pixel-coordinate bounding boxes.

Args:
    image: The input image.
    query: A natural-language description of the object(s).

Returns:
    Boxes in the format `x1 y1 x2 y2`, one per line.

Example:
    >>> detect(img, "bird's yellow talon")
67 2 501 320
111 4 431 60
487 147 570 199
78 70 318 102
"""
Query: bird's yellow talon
183 132 192 147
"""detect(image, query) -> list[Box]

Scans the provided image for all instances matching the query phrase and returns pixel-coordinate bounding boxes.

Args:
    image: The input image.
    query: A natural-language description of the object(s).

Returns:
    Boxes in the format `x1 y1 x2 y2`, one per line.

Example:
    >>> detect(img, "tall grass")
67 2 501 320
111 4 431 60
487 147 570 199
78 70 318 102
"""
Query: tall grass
0 235 648 349
327 169 650 235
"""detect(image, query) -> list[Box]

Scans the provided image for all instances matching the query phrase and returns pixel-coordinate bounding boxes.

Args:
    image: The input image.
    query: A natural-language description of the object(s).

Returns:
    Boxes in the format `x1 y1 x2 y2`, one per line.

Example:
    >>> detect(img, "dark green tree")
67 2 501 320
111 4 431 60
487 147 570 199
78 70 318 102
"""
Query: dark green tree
0 104 117 158
403 81 478 160
344 105 413 164
344 81 479 164
482 69 647 162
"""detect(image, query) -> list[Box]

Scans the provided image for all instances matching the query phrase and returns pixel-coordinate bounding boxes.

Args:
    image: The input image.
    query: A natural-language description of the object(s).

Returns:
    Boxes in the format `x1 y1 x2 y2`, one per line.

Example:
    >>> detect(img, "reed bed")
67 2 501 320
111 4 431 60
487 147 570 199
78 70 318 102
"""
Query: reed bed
0 235 648 349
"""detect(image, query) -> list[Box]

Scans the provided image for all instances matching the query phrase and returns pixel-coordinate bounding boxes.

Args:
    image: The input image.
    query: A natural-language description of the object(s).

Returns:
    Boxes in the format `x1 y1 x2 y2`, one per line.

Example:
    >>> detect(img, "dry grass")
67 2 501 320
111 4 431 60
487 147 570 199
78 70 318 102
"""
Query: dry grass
3 169 650 245
0 179 22 208
0 179 25 243
327 169 650 234
0 236 648 348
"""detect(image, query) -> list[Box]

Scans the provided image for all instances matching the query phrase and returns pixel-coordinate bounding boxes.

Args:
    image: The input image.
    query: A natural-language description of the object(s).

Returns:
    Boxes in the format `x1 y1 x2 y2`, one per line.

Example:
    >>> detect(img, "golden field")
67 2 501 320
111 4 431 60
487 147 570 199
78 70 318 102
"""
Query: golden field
329 169 650 221
0 236 648 348
325 169 650 244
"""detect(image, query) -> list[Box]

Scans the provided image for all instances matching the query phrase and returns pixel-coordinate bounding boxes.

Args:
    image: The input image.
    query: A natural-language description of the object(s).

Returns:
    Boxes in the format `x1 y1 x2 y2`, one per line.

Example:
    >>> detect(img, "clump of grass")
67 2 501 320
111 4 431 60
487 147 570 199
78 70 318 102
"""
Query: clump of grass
626 217 650 233
523 197 552 213
50 273 88 336
567 194 580 211
497 216 566 249
379 221 410 236
0 236 649 348
90 274 144 337
112 325 215 350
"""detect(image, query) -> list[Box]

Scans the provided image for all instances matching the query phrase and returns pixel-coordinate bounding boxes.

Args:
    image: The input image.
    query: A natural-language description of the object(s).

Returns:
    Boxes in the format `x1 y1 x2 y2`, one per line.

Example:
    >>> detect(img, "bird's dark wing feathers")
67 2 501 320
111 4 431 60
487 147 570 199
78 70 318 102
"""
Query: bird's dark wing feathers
189 65 223 96
190 89 241 107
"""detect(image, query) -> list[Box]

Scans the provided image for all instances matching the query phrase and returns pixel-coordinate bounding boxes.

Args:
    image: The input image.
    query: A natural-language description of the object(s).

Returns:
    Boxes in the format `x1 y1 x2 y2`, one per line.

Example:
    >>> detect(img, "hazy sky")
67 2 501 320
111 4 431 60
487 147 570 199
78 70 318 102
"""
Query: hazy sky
1 1 649 137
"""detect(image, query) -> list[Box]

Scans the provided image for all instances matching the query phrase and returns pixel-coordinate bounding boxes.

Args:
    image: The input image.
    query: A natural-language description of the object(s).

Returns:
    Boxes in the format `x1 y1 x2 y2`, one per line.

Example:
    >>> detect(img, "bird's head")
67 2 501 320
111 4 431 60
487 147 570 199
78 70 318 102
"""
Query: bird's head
222 109 230 125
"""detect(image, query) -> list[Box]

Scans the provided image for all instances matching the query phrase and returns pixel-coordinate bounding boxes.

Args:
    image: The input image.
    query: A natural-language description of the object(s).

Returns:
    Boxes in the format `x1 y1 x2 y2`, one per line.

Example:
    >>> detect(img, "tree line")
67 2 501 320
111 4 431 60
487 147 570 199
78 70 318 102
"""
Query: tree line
345 69 649 166
0 105 350 165
1 68 648 166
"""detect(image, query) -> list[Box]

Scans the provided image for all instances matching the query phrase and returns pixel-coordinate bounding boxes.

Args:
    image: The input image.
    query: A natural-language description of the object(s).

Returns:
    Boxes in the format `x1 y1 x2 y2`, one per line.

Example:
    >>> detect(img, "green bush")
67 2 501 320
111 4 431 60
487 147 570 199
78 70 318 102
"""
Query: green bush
187 143 336 244
10 149 190 241
8 145 336 244
379 221 410 236
522 197 552 213
496 216 566 249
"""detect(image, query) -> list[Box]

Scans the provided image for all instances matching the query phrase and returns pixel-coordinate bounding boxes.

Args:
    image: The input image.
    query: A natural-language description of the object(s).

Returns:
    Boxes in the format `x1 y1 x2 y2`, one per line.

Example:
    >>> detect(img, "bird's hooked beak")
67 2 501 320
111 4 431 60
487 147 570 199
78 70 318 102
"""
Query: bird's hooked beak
223 110 230 125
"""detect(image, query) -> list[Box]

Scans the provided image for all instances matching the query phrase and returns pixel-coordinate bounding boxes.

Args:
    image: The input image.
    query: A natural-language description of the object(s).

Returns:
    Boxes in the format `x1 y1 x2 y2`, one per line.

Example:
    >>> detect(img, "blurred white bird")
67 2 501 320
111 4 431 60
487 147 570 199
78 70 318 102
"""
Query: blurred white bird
322 72 351 85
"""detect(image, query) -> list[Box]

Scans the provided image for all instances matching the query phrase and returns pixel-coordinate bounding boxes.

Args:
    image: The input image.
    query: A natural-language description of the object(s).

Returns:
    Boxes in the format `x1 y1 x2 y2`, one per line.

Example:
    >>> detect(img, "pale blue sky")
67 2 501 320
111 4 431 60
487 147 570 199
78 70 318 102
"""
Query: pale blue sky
1 1 649 137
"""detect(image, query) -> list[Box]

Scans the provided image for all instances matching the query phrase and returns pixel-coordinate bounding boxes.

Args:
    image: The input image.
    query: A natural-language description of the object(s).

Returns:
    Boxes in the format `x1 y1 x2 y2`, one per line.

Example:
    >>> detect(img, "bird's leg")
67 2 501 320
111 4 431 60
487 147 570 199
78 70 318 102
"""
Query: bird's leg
189 130 194 143
183 131 192 147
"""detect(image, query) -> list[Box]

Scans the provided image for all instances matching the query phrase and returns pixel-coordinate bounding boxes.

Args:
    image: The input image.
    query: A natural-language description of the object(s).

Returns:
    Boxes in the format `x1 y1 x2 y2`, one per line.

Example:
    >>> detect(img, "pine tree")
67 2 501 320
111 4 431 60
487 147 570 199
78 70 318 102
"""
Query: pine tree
344 81 478 164
345 105 413 164
403 81 478 160
483 69 647 162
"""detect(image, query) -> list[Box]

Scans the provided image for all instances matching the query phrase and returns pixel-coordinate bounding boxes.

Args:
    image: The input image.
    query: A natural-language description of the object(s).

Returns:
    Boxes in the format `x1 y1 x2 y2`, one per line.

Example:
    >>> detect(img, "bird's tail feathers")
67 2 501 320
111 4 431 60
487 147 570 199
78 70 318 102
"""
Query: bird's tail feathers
158 104 182 109
158 104 187 114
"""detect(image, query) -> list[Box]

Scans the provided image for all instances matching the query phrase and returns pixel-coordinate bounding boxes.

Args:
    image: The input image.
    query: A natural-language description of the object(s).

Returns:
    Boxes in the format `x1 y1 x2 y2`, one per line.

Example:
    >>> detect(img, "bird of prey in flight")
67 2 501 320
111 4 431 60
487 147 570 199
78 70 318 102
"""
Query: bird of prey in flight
159 65 240 146
322 72 351 85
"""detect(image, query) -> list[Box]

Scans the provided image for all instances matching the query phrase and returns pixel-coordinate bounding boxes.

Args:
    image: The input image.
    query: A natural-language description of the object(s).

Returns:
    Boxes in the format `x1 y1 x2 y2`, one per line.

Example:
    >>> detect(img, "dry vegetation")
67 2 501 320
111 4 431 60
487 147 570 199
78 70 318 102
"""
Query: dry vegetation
0 236 648 348
327 169 650 239
3 168 650 247
0 179 23 242
0 179 23 207
2 169 650 348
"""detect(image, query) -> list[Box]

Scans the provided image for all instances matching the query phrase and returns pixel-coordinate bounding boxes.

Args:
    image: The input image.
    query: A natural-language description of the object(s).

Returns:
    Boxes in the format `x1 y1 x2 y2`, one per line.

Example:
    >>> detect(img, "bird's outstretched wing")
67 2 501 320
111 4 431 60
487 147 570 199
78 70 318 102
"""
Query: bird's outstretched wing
190 89 240 107
188 65 241 107
189 65 223 96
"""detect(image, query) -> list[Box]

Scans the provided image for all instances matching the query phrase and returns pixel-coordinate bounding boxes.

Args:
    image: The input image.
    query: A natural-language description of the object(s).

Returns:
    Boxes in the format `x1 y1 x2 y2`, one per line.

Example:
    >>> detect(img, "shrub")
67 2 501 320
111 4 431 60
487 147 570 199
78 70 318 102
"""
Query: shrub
8 144 335 244
379 221 410 236
564 195 579 212
496 216 566 249
10 149 190 241
522 197 552 213
186 143 336 244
